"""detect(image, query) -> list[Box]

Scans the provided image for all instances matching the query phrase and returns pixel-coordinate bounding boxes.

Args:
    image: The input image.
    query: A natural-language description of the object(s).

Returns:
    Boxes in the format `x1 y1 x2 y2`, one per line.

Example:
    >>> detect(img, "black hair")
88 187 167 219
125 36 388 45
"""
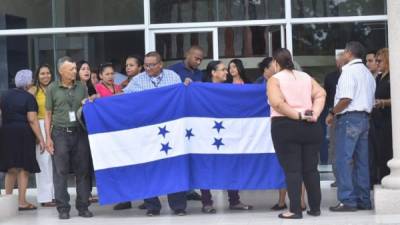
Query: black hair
258 57 273 74
345 41 366 59
33 64 53 94
226 59 250 83
273 48 294 71
76 60 90 81
98 62 114 76
125 54 144 73
204 60 222 83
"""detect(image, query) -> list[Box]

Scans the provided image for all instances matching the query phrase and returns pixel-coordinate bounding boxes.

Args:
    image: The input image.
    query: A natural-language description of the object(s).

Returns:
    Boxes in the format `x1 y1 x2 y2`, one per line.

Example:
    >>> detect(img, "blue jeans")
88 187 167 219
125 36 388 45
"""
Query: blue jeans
335 112 371 208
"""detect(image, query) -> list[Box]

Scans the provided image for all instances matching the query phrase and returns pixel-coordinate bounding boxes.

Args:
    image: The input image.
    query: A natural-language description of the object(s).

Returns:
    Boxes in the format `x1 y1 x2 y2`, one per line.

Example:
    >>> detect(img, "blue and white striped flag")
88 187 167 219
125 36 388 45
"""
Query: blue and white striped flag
83 83 285 205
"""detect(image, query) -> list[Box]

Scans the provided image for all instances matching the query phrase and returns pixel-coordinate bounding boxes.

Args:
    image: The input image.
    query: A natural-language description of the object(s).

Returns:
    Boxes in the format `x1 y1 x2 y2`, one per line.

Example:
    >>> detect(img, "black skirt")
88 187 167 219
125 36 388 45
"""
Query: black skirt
0 124 40 173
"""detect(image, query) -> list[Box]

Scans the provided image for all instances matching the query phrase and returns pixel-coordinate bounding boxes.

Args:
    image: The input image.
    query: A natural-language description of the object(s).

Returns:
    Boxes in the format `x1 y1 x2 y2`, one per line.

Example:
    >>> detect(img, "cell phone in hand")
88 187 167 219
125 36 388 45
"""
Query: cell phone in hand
304 110 313 116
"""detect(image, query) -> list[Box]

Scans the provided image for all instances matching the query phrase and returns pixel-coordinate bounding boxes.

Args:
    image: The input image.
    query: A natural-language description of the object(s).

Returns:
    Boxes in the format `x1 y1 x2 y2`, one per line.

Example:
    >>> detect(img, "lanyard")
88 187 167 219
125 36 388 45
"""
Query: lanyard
151 73 163 88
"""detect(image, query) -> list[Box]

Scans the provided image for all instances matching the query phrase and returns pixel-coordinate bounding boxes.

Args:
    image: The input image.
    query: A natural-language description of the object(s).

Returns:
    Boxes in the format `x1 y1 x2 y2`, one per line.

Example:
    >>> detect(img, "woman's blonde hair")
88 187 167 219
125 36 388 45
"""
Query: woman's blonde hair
376 48 389 72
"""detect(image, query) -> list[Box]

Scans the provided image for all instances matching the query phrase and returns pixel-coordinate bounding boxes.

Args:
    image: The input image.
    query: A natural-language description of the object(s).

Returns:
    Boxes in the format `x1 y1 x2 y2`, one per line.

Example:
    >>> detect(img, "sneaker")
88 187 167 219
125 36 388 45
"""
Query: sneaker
329 203 357 212
173 209 187 216
201 205 216 214
146 210 160 217
229 202 253 210
78 210 94 218
113 202 132 210
58 211 70 220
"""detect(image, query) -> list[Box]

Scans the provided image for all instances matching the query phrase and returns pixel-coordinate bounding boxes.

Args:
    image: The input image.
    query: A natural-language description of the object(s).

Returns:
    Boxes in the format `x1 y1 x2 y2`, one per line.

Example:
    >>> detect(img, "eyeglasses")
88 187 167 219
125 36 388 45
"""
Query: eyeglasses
215 68 228 72
144 62 160 69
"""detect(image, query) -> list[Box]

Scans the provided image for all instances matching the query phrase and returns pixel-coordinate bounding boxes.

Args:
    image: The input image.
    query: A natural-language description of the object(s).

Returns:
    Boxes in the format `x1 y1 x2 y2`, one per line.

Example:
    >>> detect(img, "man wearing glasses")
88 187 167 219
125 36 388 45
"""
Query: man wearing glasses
122 51 187 216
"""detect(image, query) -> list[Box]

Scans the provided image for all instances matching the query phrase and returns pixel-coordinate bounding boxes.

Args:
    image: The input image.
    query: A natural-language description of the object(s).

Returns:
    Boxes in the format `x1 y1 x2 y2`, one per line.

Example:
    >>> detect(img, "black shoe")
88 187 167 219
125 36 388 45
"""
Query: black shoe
78 210 94 218
138 202 146 210
278 212 302 219
113 202 132 210
307 210 321 216
186 191 202 201
329 203 357 212
146 210 160 217
173 209 187 216
58 212 70 220
357 205 372 210
271 203 287 211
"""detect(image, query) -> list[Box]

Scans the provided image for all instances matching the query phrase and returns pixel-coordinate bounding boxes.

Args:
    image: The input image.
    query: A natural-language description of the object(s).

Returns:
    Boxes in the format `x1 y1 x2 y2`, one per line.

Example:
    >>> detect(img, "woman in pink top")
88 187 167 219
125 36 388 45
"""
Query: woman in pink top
95 63 122 97
267 48 326 219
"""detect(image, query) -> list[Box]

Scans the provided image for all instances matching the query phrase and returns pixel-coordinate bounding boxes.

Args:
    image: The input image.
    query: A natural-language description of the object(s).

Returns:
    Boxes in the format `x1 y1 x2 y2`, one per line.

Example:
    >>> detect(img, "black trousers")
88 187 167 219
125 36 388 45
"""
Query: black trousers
144 191 187 211
52 126 91 213
271 118 322 214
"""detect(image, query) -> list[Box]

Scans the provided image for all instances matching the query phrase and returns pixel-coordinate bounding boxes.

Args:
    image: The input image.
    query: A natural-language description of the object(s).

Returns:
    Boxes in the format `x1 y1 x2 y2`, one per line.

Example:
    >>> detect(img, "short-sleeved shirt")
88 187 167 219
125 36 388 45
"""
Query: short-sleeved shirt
169 62 203 82
0 89 38 126
123 69 182 93
45 81 88 127
334 59 376 114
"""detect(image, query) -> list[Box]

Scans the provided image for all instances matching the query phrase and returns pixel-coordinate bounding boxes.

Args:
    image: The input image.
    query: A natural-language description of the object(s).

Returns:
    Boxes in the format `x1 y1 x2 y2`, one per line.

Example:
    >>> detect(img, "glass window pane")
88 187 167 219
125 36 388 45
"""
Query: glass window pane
293 22 387 82
150 0 284 24
292 0 387 18
0 0 52 29
54 31 145 72
155 32 213 67
54 0 143 27
0 35 54 91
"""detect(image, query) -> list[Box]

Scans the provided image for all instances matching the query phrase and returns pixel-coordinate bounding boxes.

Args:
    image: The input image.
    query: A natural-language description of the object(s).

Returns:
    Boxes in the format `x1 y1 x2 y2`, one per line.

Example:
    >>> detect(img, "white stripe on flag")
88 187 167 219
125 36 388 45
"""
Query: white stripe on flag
88 117 274 170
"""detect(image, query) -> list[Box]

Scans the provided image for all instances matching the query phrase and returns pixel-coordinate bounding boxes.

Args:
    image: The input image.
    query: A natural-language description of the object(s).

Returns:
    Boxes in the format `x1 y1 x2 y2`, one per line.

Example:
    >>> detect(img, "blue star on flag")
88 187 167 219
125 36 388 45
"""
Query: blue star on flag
160 142 172 155
213 121 225 133
212 138 224 150
185 128 195 140
158 125 170 138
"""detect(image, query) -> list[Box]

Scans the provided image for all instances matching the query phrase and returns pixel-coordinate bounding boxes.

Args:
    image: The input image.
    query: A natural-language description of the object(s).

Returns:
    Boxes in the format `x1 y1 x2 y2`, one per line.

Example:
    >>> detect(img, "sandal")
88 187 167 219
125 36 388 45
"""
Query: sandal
229 202 253 210
19 203 37 211
271 203 287 211
202 205 216 214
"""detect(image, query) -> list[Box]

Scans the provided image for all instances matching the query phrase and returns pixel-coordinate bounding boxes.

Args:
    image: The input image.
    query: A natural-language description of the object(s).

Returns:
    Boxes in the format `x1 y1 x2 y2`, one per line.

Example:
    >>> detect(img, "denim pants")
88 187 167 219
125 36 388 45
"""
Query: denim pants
335 112 371 208
144 191 187 211
51 126 91 213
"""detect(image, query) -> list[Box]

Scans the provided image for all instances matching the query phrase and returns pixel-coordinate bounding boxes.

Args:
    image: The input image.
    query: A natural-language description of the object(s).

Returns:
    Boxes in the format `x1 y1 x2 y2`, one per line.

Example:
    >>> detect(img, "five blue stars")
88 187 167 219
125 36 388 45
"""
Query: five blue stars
160 142 172 155
213 121 225 133
212 138 224 150
185 128 195 140
158 125 170 138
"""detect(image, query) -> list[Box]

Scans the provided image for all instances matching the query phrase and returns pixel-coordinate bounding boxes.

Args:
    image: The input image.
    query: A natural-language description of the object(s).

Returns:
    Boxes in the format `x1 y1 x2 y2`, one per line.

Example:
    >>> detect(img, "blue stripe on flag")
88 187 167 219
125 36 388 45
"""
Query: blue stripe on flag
95 153 285 205
83 83 269 135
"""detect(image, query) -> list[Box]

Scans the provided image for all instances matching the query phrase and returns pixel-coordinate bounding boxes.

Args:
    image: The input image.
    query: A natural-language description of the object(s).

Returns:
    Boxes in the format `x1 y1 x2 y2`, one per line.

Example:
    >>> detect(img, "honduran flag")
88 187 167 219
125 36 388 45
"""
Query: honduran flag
83 83 285 205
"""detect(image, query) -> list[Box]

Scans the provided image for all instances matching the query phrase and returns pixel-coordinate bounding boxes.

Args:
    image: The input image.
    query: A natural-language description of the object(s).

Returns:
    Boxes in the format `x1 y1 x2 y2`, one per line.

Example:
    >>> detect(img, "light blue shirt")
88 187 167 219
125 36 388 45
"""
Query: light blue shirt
123 69 182 93
113 72 127 85
334 59 376 114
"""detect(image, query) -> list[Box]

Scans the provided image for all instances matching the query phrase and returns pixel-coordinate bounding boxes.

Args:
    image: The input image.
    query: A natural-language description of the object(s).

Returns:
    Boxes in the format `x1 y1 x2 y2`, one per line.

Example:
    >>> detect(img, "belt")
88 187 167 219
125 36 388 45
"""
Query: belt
336 111 369 119
52 126 80 133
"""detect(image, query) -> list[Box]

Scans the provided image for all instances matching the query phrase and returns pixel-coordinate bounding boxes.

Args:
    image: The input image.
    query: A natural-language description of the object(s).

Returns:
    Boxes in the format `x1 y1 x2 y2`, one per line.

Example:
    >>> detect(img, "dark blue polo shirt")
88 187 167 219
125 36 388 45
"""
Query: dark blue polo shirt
169 62 203 82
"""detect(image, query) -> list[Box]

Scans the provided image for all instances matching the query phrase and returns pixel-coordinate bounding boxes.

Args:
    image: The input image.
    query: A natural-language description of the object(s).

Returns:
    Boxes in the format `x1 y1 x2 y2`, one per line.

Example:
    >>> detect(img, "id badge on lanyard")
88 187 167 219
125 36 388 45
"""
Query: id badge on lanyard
67 88 76 122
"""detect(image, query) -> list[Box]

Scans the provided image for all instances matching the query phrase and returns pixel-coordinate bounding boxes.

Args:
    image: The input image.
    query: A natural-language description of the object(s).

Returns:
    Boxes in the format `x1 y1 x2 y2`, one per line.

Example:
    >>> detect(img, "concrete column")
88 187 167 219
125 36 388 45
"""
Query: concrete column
374 0 400 214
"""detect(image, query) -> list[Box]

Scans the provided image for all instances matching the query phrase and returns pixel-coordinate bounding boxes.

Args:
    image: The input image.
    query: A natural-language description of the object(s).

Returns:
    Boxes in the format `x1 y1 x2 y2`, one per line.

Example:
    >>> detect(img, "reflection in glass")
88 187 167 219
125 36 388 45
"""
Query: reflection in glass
293 22 387 81
292 0 386 18
0 0 52 29
219 26 281 58
54 31 145 73
150 0 284 24
156 32 213 63
0 35 53 91
54 0 143 27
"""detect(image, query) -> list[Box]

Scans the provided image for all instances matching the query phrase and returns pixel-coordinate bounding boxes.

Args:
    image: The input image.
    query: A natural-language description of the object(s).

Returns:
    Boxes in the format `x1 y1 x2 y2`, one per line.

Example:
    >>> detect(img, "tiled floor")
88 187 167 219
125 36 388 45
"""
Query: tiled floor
1 181 400 225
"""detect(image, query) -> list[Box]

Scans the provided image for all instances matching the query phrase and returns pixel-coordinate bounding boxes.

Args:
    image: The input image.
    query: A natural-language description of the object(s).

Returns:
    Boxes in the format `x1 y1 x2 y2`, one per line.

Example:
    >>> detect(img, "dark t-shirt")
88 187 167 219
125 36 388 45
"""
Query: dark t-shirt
373 73 391 126
324 70 341 110
0 89 38 126
169 62 203 82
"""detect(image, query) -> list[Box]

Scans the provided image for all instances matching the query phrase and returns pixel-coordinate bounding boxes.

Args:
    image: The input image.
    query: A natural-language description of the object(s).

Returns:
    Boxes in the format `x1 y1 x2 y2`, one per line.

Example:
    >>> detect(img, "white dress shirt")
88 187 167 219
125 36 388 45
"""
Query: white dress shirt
334 58 376 114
